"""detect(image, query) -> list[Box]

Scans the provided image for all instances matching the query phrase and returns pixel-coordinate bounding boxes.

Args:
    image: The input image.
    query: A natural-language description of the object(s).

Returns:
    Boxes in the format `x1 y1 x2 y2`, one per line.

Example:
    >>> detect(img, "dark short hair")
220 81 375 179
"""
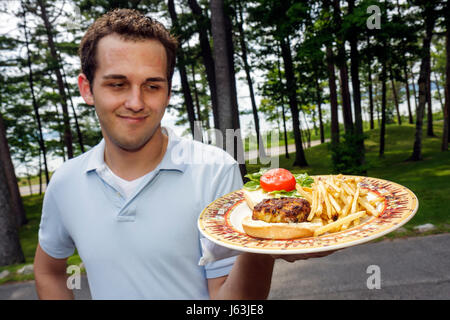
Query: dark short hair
79 8 178 91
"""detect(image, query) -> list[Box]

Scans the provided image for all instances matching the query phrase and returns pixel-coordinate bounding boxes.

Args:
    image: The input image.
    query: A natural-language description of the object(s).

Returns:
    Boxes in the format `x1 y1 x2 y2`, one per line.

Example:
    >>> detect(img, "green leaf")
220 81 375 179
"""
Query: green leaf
243 180 261 191
268 189 303 198
294 173 314 188
244 168 269 182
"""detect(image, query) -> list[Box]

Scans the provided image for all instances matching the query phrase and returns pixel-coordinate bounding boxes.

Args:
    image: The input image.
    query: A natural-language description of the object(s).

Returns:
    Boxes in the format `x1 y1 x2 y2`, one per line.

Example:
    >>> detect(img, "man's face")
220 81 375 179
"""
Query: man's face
81 34 170 152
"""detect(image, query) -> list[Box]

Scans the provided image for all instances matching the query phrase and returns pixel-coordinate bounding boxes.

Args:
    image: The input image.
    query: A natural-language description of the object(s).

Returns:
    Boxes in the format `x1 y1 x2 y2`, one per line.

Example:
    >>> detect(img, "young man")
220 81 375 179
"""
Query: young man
34 8 332 300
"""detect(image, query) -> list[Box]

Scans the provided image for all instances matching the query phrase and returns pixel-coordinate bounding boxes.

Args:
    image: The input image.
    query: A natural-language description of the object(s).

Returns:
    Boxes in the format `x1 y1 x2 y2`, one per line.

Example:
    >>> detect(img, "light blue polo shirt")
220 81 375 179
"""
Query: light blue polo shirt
38 127 243 299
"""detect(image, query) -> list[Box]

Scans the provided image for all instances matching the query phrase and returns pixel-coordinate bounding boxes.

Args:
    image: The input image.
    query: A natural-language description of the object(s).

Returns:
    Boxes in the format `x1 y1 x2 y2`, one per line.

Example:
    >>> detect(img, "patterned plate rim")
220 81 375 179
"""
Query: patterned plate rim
197 175 419 254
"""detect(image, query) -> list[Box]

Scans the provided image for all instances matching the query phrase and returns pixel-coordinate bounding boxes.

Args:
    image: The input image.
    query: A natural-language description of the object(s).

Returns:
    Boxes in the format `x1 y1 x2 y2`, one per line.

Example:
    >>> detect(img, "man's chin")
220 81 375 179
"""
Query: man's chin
112 136 152 152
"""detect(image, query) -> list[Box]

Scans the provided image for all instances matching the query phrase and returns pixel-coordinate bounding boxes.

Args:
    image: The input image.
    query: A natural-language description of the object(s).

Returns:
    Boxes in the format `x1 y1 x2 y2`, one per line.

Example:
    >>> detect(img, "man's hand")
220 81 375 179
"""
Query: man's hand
271 250 338 263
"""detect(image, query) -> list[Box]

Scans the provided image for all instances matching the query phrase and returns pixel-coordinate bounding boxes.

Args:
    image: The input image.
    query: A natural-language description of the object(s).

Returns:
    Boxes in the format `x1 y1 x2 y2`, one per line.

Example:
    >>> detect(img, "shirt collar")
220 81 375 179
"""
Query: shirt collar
84 126 187 174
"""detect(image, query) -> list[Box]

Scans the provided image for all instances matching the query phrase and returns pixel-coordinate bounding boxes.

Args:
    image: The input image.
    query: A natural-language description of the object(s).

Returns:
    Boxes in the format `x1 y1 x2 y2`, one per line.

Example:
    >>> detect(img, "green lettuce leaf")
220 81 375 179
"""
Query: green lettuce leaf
294 173 314 188
268 189 303 198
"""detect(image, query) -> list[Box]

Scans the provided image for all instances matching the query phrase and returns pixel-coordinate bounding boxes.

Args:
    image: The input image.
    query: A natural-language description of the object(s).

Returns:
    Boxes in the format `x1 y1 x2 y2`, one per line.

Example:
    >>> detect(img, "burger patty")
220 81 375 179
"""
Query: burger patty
252 197 311 223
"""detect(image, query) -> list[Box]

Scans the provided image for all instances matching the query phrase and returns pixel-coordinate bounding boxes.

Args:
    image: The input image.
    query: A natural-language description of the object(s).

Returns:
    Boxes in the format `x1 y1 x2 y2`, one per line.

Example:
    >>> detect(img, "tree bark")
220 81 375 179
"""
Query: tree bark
235 0 266 158
276 54 290 159
37 0 74 159
426 58 435 136
326 44 340 146
279 35 308 167
410 62 419 112
210 0 246 177
167 0 201 141
188 0 220 142
442 7 449 151
411 5 436 161
403 64 414 124
390 74 402 125
380 55 387 158
367 36 375 130
0 113 27 228
315 76 325 143
333 0 353 134
60 61 85 153
348 0 363 135
22 2 50 185
348 0 365 171
0 157 25 266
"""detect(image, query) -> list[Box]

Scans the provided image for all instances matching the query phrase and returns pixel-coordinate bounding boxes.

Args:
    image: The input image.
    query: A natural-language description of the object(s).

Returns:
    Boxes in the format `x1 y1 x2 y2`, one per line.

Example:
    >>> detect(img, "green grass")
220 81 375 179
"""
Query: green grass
0 194 84 285
1 120 449 284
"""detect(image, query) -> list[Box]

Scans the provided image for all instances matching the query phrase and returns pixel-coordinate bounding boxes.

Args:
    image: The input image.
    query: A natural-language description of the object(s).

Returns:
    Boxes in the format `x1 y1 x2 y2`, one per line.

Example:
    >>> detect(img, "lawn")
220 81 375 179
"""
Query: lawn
1 121 449 284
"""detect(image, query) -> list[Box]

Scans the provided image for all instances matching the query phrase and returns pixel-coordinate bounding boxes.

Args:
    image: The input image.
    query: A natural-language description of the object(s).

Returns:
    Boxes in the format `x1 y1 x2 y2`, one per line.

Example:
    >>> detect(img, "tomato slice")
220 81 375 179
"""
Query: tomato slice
260 168 296 192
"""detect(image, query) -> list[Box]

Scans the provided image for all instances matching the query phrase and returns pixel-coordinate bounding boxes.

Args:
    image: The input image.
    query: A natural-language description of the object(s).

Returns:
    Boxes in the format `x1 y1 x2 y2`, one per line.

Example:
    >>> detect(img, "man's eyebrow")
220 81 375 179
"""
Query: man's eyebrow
145 77 167 82
101 75 166 82
102 74 127 80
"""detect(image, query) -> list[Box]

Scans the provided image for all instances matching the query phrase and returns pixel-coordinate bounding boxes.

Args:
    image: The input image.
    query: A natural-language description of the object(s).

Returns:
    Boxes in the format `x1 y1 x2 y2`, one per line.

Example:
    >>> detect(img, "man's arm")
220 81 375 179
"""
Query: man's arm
34 243 74 300
208 253 274 300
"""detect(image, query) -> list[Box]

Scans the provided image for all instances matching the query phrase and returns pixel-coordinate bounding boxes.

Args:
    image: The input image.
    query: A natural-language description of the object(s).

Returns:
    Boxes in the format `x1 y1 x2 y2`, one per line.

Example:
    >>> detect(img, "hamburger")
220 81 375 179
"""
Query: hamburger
241 168 322 239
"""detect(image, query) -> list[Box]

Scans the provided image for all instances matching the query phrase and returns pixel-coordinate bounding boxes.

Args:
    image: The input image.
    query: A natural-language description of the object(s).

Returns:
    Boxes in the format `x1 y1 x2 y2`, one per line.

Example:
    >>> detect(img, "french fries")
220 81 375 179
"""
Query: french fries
314 211 366 237
297 175 385 236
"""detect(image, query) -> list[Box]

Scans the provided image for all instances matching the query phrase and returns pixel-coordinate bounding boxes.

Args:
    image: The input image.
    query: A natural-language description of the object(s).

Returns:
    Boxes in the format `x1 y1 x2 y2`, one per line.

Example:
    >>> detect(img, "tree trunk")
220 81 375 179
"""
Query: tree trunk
281 104 289 158
37 0 74 159
315 76 324 143
0 113 27 228
326 44 340 146
210 0 246 177
411 5 436 161
22 2 50 185
433 73 444 112
348 0 365 172
442 9 449 152
235 0 266 158
190 64 202 125
279 35 308 167
167 0 202 141
188 0 220 142
0 159 25 266
348 0 363 135
60 61 85 153
380 60 387 157
333 0 353 134
390 75 402 125
426 54 435 136
410 62 419 112
367 37 375 130
403 64 414 124
276 54 289 159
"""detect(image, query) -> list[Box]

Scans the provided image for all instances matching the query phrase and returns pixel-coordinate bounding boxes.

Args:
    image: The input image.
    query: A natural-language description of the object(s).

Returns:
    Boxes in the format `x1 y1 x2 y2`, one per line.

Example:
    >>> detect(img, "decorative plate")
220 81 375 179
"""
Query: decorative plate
197 176 419 254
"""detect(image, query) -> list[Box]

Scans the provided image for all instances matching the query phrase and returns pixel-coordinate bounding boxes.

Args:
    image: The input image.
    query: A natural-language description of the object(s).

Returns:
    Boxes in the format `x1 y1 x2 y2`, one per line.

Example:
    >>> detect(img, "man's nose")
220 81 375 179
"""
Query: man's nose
125 86 145 112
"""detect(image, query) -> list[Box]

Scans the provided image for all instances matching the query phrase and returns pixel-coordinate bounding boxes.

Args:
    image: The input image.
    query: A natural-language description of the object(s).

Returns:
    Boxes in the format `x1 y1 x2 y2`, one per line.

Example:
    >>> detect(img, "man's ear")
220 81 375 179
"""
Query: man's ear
78 73 94 105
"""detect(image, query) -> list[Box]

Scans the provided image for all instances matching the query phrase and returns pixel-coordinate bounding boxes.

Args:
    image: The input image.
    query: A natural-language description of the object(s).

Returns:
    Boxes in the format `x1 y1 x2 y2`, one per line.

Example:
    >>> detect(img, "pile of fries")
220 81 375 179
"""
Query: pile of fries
296 175 384 237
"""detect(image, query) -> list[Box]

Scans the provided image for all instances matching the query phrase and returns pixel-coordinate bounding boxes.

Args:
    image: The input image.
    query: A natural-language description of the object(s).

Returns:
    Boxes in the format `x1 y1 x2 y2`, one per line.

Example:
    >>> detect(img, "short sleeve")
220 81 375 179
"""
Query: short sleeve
212 162 244 199
38 186 75 259
202 162 243 278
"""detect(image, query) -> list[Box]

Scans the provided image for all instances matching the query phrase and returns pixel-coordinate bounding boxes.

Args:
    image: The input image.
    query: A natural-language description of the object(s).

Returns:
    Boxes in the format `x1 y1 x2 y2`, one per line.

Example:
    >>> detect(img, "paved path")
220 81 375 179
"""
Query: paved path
269 233 450 299
1 233 449 300
19 184 47 197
